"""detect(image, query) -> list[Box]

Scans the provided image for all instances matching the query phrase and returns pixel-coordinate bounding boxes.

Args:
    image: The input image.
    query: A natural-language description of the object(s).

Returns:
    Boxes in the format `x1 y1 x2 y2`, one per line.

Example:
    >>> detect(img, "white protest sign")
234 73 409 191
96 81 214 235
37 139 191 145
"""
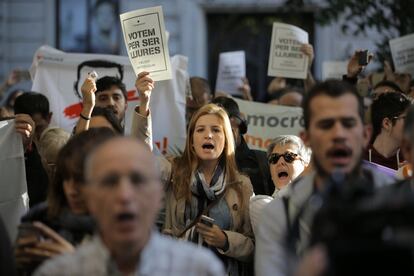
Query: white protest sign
322 61 347 80
235 99 304 151
120 6 172 81
215 51 245 96
390 33 414 77
0 120 29 241
268 23 309 79
31 46 187 155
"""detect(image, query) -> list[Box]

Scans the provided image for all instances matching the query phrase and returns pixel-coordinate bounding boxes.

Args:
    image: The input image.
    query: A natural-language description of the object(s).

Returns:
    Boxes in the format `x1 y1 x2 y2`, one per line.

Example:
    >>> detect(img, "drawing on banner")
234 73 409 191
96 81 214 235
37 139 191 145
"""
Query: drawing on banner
120 6 172 81
73 59 125 102
267 23 309 79
215 51 246 96
389 33 414 77
30 46 187 155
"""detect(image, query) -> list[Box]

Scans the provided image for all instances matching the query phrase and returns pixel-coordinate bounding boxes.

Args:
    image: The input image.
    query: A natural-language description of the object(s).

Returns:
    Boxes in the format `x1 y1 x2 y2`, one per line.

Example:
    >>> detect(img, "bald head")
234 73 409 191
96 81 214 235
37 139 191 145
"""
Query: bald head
85 137 158 183
83 137 163 255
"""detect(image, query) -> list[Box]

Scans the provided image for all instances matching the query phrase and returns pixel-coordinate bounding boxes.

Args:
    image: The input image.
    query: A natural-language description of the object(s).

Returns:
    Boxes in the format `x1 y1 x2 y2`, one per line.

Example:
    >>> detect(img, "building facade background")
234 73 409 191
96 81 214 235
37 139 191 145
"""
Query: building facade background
1 0 383 98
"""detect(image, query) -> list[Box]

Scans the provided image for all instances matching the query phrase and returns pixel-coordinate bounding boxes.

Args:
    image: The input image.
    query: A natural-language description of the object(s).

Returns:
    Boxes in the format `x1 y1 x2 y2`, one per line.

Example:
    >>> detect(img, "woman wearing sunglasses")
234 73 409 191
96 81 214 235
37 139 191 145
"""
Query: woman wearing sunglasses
267 135 310 195
250 135 310 235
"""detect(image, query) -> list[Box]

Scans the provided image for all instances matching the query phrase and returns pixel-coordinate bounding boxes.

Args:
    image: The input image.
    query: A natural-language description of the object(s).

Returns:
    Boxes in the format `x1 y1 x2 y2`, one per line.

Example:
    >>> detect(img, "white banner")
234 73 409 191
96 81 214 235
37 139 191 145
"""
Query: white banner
235 99 304 151
215 51 245 96
120 6 172 81
0 120 29 241
267 23 309 79
389 33 414 77
31 46 187 155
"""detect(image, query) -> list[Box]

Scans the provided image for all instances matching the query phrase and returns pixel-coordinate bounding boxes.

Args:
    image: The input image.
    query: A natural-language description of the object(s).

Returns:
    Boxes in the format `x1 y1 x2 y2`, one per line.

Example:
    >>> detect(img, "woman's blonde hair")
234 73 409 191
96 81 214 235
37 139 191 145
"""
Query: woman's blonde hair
172 103 242 202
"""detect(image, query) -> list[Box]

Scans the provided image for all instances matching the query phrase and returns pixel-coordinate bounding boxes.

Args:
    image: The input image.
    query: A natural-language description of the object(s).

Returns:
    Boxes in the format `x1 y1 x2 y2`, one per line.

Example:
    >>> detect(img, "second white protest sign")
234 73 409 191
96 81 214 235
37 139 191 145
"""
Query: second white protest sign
267 23 309 79
120 6 172 81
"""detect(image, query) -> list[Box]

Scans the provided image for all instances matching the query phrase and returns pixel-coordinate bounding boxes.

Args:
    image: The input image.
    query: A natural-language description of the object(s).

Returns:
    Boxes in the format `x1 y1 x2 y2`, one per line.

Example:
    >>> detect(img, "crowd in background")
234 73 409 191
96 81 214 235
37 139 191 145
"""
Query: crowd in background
0 40 414 276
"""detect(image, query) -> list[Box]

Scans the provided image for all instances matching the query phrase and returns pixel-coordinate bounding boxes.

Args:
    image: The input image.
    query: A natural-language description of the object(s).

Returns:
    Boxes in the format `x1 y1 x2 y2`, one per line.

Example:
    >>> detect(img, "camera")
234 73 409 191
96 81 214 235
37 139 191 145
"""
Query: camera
358 50 369 66
309 173 414 275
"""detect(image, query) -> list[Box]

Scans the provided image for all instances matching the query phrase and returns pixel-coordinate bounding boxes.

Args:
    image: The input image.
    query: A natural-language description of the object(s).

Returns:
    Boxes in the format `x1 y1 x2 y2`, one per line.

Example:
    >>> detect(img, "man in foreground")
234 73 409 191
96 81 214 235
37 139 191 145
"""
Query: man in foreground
255 80 394 276
35 137 224 275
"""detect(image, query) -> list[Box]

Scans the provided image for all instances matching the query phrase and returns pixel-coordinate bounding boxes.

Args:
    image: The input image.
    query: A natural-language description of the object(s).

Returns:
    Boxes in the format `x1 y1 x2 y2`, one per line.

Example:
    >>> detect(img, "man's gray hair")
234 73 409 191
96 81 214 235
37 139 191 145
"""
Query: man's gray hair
403 104 414 141
267 135 311 164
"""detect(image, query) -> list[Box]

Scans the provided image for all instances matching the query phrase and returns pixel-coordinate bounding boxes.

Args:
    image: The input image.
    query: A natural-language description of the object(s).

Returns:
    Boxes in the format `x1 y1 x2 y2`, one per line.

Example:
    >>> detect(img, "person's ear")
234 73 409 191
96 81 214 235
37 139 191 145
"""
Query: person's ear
382 117 392 132
47 112 53 124
300 130 310 147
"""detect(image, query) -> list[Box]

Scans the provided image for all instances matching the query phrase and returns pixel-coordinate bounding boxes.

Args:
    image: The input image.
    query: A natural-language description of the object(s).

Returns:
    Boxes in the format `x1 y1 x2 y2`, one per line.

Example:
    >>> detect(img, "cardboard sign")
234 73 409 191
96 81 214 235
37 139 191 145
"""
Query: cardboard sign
31 46 187 155
235 99 304 151
389 33 414 77
215 51 245 96
268 23 309 79
120 6 172 81
322 61 347 80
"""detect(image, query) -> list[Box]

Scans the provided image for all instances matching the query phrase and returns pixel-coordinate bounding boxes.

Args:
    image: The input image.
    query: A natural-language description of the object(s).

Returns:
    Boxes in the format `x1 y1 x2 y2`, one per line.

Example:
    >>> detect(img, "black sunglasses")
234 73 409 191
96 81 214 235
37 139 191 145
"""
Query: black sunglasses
268 151 299 165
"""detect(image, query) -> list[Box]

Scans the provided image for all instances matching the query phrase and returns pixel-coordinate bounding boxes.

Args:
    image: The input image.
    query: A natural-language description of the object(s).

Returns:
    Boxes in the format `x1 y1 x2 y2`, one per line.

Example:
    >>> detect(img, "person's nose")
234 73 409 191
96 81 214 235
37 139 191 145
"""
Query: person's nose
67 180 80 195
276 155 286 166
331 121 347 141
108 97 115 106
115 177 135 204
205 130 213 139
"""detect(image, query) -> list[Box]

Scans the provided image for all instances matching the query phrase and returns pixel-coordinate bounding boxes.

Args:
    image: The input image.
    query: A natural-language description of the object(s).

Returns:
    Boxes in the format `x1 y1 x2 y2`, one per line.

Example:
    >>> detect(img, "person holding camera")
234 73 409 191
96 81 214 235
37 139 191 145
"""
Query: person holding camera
132 72 254 275
255 80 394 276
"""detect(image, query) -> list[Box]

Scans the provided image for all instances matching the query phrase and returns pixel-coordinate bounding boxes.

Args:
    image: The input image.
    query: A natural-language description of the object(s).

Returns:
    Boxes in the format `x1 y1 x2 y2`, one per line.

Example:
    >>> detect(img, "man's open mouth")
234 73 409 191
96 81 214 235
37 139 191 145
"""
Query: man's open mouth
327 148 352 158
327 147 353 166
116 212 135 222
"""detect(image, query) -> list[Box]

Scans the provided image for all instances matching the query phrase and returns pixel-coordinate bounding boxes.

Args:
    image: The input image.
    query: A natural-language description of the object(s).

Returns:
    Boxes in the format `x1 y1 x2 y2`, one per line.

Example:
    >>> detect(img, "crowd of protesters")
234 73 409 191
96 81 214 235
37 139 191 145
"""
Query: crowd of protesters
1 35 414 276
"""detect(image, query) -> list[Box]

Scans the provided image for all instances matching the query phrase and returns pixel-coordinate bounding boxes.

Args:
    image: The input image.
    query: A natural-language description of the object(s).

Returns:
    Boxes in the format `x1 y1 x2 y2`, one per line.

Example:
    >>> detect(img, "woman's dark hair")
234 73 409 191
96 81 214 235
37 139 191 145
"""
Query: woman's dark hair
373 80 404 94
47 128 118 218
13 91 49 119
91 106 123 134
370 92 411 143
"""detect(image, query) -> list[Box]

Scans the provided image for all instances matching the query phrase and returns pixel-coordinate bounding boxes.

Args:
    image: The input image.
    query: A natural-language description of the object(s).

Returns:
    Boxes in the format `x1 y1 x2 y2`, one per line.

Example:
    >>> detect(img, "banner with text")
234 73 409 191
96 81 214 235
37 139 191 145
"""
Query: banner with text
390 33 414 77
215 51 245 96
30 46 187 155
267 23 309 79
120 6 172 81
235 99 304 151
